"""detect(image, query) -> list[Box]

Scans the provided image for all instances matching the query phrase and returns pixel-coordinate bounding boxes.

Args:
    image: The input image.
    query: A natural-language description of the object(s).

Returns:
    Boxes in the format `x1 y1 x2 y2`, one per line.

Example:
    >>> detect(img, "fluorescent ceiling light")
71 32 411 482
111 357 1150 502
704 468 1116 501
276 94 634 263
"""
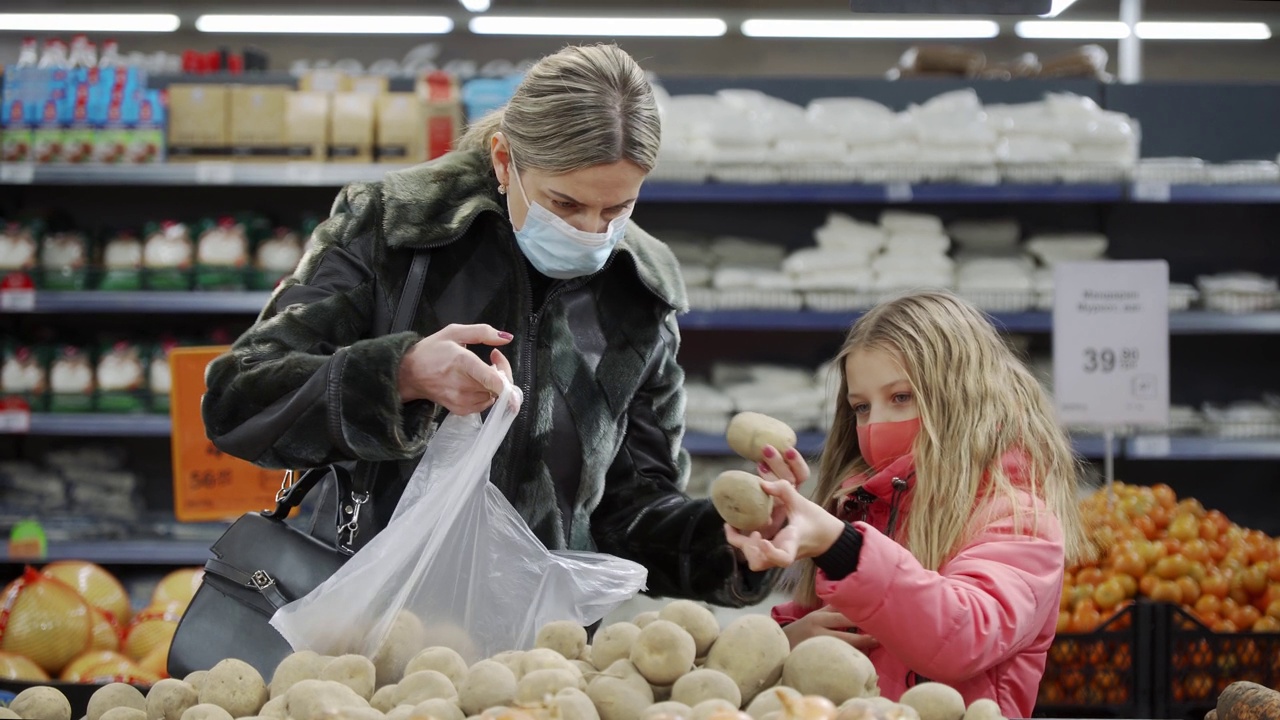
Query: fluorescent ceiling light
459 0 491 12
741 19 1000 39
1136 22 1271 40
1039 0 1081 18
0 13 180 32
195 14 454 34
1015 21 1130 39
469 17 727 37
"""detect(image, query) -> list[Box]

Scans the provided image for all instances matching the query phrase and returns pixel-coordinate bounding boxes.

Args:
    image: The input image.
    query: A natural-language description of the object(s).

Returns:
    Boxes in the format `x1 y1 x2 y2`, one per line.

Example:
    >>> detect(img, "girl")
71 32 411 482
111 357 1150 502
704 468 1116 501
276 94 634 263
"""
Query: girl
727 291 1092 718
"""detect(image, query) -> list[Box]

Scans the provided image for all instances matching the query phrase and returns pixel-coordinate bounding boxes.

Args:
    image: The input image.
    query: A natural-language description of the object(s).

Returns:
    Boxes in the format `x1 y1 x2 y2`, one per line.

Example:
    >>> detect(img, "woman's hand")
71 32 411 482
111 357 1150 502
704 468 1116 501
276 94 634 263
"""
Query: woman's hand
753 445 809 541
783 608 880 653
725 479 846 571
398 324 514 415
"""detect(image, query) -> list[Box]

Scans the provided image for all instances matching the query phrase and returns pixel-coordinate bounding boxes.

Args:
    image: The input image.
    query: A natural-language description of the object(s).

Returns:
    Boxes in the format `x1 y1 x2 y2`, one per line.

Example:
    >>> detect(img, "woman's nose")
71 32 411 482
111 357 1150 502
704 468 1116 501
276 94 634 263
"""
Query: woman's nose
569 213 608 234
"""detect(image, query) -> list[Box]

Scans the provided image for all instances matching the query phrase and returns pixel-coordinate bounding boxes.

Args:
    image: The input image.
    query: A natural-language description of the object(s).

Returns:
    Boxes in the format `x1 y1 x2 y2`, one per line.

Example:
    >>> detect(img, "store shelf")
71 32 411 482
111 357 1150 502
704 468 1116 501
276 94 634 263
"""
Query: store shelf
26 413 171 437
641 182 1127 204
1130 182 1280 204
0 162 406 187
1127 435 1280 460
25 290 273 314
0 540 212 566
684 431 1118 459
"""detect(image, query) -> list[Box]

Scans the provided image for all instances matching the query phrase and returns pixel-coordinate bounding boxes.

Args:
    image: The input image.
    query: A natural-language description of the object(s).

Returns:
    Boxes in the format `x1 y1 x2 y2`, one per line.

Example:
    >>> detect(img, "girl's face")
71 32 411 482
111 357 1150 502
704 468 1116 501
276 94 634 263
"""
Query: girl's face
845 347 919 426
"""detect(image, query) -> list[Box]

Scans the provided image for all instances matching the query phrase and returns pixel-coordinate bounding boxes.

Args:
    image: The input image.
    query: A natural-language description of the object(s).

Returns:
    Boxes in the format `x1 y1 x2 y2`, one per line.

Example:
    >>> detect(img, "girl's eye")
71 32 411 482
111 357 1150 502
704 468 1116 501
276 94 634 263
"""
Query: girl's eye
852 403 870 415
892 393 912 404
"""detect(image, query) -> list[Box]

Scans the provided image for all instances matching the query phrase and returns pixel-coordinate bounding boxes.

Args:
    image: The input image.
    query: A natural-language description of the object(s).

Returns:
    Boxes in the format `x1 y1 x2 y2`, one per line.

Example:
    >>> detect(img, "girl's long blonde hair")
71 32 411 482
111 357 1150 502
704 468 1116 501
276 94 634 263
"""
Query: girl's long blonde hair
793 290 1092 607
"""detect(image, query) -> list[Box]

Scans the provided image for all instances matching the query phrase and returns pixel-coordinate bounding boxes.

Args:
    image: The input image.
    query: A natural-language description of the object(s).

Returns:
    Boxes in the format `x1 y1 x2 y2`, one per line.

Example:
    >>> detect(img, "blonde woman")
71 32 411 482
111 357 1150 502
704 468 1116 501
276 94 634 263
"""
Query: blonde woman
205 45 778 609
727 291 1092 718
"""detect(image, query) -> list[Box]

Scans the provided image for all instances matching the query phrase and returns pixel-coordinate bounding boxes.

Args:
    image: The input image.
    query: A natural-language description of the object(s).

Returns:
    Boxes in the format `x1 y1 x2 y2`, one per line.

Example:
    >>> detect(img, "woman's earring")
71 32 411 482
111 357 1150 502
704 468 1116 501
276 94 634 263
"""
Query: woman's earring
498 185 507 195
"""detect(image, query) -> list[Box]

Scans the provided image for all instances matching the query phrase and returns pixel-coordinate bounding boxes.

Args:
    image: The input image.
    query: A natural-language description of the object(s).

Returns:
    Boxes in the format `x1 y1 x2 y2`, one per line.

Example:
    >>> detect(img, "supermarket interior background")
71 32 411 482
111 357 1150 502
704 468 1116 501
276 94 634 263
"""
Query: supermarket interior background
2 0 1280 718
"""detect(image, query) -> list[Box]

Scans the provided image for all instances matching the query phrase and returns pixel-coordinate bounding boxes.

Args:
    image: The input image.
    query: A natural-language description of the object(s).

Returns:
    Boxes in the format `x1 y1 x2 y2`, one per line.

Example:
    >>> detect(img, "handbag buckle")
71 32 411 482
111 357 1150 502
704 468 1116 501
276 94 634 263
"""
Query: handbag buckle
275 469 296 503
250 570 276 590
337 491 370 553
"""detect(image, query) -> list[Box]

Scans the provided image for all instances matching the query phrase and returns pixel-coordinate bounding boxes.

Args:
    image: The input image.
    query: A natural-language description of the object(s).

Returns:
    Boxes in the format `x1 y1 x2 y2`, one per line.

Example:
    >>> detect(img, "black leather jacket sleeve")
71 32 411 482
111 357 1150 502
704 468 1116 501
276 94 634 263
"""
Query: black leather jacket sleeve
201 187 436 469
590 312 779 608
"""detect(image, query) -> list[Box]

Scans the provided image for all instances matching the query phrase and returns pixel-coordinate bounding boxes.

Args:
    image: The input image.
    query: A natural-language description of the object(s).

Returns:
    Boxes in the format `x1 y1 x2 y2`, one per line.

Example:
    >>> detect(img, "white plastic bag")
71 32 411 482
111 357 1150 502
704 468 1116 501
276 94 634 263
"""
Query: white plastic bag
270 381 648 665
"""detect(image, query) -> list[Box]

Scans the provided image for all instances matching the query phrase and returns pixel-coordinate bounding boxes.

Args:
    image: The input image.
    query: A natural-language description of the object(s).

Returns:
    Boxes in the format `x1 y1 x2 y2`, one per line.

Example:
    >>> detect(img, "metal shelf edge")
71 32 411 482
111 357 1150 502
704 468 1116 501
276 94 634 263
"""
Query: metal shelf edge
0 540 213 566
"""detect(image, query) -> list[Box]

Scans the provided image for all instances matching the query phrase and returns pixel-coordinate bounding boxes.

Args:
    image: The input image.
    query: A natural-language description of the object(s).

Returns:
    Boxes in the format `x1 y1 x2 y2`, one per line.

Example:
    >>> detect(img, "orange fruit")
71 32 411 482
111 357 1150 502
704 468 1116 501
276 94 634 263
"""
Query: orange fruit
1072 604 1103 633
1177 577 1202 606
1057 610 1072 633
1152 484 1177 509
1253 616 1280 633
41 561 131 627
1094 579 1127 611
1139 574 1160 597
1195 594 1222 618
1232 605 1262 631
1150 580 1183 605
1077 567 1104 586
1201 573 1230 599
0 567 94 674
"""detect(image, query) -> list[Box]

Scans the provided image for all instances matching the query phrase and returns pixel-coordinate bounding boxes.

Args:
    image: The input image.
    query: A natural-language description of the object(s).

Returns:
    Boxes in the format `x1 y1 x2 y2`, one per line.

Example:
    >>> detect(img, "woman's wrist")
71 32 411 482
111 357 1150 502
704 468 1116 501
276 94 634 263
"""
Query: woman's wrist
808 512 849 558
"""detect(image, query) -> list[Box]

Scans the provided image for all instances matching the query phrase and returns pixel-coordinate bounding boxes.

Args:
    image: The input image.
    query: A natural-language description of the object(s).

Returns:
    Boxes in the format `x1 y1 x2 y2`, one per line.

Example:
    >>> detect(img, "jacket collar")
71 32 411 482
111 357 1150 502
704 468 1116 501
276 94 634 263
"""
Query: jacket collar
378 150 688 313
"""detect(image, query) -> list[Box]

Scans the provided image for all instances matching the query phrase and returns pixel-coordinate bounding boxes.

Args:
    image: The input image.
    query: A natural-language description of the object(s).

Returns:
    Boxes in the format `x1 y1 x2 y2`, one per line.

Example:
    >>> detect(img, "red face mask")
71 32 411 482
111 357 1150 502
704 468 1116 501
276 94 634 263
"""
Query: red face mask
856 417 921 470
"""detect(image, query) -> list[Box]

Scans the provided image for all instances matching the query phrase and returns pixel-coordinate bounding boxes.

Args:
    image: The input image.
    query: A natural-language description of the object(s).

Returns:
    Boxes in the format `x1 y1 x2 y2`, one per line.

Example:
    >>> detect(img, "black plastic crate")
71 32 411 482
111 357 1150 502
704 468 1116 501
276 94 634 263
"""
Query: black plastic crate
1034 601 1155 718
0 679 151 719
1153 602 1280 720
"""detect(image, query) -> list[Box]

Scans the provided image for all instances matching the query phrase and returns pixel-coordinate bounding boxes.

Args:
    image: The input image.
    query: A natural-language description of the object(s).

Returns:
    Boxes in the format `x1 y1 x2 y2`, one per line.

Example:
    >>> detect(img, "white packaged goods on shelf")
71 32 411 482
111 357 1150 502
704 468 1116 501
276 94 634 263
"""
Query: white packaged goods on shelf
1168 284 1200 312
1137 405 1205 435
792 270 876 292
681 265 713 288
885 231 951 256
778 163 860 184
1134 157 1208 185
1207 161 1280 185
1057 163 1131 184
958 290 1036 312
650 160 710 184
711 236 787 266
803 290 879 311
815 214 887 253
1025 233 1109 265
879 210 944 235
948 218 1022 250
782 247 873 277
686 287 719 310
712 268 793 291
712 363 815 390
709 289 804 311
710 164 784 184
872 251 954 275
1197 273 1280 313
1204 402 1280 439
999 163 1064 184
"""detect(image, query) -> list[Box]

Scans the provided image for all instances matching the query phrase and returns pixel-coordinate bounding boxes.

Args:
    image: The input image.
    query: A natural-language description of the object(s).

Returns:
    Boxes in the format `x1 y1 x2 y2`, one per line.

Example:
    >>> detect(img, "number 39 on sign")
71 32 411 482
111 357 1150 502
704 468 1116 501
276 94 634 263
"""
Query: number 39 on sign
1083 347 1139 373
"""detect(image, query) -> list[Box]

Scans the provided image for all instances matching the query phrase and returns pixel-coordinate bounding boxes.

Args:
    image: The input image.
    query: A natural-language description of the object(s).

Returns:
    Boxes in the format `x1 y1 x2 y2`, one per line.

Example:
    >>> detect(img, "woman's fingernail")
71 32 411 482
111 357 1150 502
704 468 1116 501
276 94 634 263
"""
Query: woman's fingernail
785 449 798 460
498 331 513 340
762 446 776 458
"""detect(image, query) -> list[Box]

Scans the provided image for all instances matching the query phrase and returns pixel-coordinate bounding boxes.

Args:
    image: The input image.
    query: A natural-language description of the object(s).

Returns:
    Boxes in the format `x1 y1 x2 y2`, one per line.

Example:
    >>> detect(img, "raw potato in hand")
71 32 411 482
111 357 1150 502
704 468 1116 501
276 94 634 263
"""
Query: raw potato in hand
147 679 200 720
406 647 470 688
458 660 517 716
11 686 73 720
672 669 742 708
395 670 458 705
631 620 696 686
726 412 797 463
179 705 232 720
591 623 641 671
537 621 589 661
320 655 378 701
705 615 791 704
89 683 146 720
658 601 720 658
711 472 773 533
961 699 1004 720
200 658 268 718
899 683 965 720
781 636 878 704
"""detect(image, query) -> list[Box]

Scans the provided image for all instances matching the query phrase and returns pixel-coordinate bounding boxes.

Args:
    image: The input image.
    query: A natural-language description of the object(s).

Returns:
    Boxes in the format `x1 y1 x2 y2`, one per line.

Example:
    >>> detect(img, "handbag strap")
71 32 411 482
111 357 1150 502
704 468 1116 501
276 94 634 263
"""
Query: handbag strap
262 249 431 523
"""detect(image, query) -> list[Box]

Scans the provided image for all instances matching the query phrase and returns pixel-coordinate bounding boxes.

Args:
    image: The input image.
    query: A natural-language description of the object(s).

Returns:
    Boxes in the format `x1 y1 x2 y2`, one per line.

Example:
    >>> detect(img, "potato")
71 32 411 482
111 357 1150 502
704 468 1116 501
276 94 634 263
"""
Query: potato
590 623 641 671
458 660 517 716
179 705 232 720
520 648 576 679
652 683 674 703
90 683 147 720
147 679 200 720
781 636 877 704
271 651 332 699
672 669 741 708
631 620 696 686
421 624 480 666
374 611 429 686
704 616 790 704
12 686 72 720
412 698 465 720
961 699 1003 720
285 680 371 720
258 696 288 720
406 648 470 689
201 658 268 718
587 660 655 720
632 612 659 629
643 703 692 720
491 652 525 676
315 709 383 720
396 670 458 705
899 684 965 720
572 661 597 682
726 413 796 464
99 710 147 720
516 669 579 705
543 688 600 720
184 672 210 694
710 472 773 533
320 655 379 701
691 700 738 720
658 602 720 658
744 688 800 720
536 621 589 662
0 709 19 720
370 686 399 714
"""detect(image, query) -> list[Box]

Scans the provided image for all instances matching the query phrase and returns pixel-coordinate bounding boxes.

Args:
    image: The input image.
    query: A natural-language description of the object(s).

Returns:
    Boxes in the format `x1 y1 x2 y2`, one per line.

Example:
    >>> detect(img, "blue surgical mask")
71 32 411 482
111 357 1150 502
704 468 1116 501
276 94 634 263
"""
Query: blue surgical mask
508 160 630 280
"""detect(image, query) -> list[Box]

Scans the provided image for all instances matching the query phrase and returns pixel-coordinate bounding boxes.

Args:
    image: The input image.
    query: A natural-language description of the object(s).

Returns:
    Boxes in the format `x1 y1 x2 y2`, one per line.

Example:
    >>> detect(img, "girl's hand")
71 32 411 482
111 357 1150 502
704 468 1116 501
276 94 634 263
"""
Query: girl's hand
783 609 881 653
753 445 809 541
725 479 846 571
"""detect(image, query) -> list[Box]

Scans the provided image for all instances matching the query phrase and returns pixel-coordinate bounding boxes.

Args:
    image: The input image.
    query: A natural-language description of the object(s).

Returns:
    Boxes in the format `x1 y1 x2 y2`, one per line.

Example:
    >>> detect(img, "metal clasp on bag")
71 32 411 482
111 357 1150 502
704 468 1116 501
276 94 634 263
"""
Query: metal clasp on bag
275 469 296 503
250 570 276 590
337 491 370 554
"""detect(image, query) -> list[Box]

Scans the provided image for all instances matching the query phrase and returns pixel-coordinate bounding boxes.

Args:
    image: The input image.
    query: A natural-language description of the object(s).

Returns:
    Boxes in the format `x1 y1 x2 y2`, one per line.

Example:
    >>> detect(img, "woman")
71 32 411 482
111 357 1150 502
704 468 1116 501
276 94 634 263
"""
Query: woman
202 44 776 608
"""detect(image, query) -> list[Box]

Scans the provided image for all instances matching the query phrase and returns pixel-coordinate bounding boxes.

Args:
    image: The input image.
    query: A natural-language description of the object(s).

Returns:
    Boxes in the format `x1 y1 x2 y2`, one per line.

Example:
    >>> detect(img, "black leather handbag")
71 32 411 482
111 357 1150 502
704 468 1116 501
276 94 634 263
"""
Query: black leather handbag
168 250 430 679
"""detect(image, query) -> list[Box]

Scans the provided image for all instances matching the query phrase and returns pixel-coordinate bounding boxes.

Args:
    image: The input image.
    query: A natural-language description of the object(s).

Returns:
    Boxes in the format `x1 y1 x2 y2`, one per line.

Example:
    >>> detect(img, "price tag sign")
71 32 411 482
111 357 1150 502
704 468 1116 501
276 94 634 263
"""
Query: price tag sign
0 397 32 434
0 163 36 185
885 182 914 203
170 346 287 522
1053 261 1170 428
1132 181 1172 203
0 272 36 312
285 162 325 185
195 161 235 185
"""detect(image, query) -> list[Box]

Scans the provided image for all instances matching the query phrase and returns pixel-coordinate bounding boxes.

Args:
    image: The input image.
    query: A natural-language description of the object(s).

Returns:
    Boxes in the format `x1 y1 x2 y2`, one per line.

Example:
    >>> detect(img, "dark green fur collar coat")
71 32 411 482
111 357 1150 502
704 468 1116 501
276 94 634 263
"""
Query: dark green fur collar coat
202 149 774 607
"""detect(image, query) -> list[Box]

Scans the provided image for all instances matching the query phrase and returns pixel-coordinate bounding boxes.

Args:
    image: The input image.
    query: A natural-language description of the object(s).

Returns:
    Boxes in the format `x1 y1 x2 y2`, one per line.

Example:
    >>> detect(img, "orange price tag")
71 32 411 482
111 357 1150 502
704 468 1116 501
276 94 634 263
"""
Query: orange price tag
169 346 287 522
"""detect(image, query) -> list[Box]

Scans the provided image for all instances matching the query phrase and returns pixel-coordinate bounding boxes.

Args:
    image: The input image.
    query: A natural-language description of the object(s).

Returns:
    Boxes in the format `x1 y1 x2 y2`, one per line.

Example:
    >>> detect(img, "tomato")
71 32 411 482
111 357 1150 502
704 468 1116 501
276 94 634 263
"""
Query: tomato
1232 605 1261 630
1169 515 1200 543
1199 518 1221 543
1201 573 1230 599
1115 573 1138 598
1077 567 1105 587
1266 600 1280 621
1243 563 1270 596
1214 619 1239 633
1178 498 1207 519
1252 616 1280 632
1057 609 1072 633
1111 551 1147 578
1095 579 1127 611
1187 561 1208 583
1209 541 1229 563
1152 483 1177 509
1137 540 1167 565
1154 555 1189 581
1151 505 1172 531
1268 563 1280 583
1139 574 1160 597
1182 539 1212 564
1177 577 1201 605
1150 580 1183 605
1206 510 1232 534
1072 603 1103 633
1195 594 1222 617
1134 516 1160 541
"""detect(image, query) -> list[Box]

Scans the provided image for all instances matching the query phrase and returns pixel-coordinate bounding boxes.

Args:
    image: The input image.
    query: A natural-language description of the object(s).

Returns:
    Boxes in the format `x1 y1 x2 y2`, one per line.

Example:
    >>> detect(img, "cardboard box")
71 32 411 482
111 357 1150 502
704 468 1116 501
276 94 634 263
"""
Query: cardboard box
229 85 288 160
299 70 351 93
284 91 330 162
415 71 462 161
167 84 229 160
375 93 423 163
329 92 375 163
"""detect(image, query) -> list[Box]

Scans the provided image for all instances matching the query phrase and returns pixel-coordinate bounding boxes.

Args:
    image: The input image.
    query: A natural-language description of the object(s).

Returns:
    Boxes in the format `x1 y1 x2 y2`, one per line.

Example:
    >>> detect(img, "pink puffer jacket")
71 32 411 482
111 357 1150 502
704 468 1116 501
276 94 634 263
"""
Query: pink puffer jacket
771 453 1065 719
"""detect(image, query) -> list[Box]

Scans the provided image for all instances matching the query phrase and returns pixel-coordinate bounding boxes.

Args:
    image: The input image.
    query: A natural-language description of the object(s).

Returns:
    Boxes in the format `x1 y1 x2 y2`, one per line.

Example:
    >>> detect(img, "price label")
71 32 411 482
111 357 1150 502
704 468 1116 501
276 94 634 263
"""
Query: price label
285 162 325 185
0 397 32 434
0 272 36 312
0 163 36 184
1131 435 1172 458
170 346 286 522
885 182 914 203
195 161 235 185
1053 261 1170 428
1132 181 1172 203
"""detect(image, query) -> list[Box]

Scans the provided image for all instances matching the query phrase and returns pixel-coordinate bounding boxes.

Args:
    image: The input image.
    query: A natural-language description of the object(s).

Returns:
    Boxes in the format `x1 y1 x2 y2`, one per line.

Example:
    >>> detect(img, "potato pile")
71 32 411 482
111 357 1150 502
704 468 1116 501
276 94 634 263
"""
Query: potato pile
7 602 1009 720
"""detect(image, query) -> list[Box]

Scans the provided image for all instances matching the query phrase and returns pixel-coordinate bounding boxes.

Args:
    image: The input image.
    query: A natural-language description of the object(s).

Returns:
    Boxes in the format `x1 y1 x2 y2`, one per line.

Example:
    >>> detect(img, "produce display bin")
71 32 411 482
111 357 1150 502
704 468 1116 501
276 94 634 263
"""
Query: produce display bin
1034 601 1155 718
0 679 150 720
1153 602 1280 720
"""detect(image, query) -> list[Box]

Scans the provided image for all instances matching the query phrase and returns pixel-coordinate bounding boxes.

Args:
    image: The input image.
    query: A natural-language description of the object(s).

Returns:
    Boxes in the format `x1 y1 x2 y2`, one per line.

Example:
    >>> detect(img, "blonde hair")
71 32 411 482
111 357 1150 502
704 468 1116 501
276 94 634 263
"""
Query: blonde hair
793 290 1092 607
457 44 661 174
